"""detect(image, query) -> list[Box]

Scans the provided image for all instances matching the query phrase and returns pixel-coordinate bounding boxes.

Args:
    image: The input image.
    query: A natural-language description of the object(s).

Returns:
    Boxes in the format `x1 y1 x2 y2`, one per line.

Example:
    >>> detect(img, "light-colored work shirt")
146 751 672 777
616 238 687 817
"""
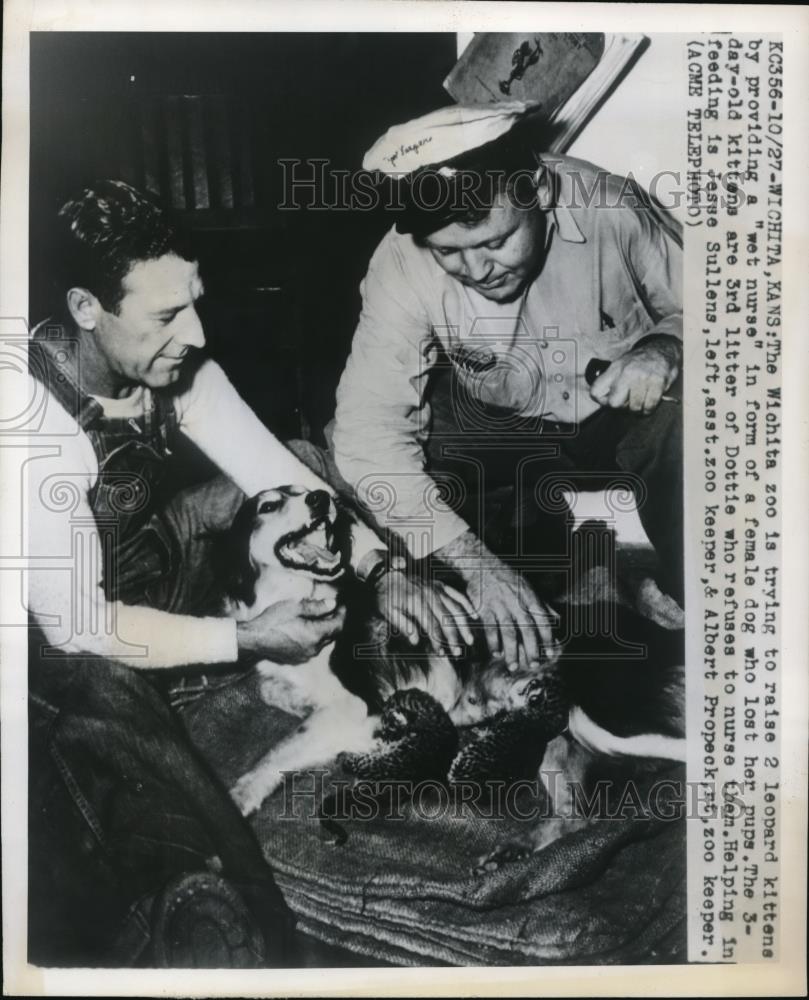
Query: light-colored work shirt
25 357 380 669
333 154 683 556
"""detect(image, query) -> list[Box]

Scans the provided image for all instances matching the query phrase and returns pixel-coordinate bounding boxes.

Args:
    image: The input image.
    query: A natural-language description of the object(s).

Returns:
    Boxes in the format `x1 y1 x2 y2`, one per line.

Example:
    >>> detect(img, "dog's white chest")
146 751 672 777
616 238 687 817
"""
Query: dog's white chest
255 645 347 716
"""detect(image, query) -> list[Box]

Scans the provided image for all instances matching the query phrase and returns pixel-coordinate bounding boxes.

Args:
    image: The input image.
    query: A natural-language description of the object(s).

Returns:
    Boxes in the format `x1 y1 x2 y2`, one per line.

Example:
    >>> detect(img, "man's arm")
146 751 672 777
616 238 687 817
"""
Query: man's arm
333 235 555 665
332 233 471 559
590 201 683 412
433 529 557 669
26 380 342 669
175 354 474 655
174 357 386 569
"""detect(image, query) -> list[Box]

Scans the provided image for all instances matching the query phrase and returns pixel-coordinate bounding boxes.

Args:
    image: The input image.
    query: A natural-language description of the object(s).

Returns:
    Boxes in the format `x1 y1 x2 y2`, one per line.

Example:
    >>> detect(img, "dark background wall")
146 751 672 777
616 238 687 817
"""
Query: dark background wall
30 32 456 442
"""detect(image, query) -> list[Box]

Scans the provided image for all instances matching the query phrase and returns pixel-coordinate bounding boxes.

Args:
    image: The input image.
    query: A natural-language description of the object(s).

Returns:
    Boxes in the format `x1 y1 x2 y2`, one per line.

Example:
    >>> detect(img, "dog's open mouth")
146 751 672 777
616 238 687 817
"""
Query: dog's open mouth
275 517 344 577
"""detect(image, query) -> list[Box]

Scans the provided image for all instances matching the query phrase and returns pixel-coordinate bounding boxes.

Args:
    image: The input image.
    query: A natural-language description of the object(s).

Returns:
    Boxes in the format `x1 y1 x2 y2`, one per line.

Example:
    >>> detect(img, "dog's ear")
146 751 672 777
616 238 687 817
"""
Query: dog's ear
217 494 260 607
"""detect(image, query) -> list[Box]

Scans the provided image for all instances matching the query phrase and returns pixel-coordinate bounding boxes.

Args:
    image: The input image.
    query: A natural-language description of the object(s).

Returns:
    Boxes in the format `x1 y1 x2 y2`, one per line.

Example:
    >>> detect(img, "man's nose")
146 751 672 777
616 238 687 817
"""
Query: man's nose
461 249 494 284
306 490 330 517
175 306 206 350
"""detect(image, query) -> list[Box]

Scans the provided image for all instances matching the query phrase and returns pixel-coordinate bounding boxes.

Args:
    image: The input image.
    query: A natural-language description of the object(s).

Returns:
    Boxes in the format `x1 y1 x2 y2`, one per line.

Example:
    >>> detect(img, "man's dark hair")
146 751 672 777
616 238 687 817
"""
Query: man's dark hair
54 180 195 314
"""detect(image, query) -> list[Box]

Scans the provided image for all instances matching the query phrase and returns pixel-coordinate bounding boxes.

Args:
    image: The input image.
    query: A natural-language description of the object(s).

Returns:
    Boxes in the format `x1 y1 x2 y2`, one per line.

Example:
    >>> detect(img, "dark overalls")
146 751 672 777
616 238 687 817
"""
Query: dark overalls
26 327 294 966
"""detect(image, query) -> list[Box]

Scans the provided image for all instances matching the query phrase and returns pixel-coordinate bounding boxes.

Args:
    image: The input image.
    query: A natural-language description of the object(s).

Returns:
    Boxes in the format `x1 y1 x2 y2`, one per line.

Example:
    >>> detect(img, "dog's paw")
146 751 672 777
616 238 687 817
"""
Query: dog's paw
229 773 266 817
472 841 533 875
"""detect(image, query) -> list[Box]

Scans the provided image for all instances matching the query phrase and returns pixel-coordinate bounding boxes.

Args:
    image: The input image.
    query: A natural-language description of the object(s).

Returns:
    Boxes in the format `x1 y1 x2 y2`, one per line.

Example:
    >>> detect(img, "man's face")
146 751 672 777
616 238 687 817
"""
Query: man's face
95 254 205 389
422 191 547 303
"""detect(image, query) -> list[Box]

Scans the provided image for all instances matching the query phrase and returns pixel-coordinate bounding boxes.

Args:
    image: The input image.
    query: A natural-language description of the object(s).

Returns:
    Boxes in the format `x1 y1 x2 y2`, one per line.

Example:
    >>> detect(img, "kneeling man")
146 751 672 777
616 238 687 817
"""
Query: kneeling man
334 103 684 670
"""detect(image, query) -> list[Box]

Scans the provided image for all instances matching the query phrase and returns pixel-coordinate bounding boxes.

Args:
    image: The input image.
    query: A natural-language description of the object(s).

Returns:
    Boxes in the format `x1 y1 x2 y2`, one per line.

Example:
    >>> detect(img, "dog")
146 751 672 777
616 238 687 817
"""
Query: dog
220 486 685 820
220 484 554 816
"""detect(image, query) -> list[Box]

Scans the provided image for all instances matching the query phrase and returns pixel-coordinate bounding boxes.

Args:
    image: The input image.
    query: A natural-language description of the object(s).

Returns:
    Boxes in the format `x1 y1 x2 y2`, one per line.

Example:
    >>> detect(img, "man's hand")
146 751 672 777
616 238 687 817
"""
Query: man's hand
589 334 681 414
237 596 346 664
434 530 557 672
372 567 477 657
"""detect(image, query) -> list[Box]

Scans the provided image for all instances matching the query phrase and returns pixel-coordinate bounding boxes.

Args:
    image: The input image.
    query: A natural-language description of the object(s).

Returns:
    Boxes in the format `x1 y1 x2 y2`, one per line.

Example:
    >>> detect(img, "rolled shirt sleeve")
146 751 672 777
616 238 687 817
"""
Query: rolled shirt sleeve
25 378 238 669
333 234 472 557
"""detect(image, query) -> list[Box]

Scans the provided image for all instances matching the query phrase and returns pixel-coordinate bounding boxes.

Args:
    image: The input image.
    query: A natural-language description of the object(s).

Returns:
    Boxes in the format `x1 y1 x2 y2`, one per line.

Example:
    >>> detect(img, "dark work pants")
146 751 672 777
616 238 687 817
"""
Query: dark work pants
27 475 296 967
424 374 684 605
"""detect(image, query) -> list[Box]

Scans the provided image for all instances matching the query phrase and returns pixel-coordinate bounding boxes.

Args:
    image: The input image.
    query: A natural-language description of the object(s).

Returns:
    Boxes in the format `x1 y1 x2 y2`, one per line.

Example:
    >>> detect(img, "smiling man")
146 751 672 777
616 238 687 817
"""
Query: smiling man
83 254 206 387
29 182 358 666
334 103 684 661
26 181 472 968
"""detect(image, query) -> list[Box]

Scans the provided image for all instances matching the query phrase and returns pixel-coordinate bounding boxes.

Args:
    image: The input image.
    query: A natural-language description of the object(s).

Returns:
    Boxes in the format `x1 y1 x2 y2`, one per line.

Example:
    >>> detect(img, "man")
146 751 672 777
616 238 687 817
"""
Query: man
333 103 684 669
26 180 472 967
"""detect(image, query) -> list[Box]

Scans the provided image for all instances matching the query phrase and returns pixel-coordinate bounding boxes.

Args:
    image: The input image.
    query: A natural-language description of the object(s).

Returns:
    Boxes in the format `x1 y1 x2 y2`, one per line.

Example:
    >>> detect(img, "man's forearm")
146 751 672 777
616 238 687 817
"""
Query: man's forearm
337 444 473 559
334 340 471 558
632 331 683 363
433 528 489 574
177 359 387 568
629 332 683 389
31 600 239 670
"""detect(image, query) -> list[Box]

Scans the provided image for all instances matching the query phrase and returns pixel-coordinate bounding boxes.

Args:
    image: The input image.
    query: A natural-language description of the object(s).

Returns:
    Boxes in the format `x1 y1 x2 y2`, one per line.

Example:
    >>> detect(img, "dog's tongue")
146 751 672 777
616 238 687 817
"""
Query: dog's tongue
292 537 341 568
287 522 341 570
278 521 343 576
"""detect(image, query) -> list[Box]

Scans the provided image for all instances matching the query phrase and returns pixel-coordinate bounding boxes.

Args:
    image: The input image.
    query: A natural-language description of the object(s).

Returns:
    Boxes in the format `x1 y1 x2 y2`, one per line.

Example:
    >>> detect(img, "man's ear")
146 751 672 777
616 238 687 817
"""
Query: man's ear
66 287 102 331
533 165 554 212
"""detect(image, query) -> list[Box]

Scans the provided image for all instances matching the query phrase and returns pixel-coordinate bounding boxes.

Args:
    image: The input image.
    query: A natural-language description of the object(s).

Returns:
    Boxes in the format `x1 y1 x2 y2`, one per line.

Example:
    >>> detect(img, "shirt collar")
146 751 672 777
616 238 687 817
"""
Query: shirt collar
537 155 586 245
550 202 586 244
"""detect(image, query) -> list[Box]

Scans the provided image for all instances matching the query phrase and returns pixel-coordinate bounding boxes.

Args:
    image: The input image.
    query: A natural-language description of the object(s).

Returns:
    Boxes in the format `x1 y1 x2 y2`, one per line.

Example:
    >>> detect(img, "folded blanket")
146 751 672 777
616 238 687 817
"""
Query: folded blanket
177 670 686 967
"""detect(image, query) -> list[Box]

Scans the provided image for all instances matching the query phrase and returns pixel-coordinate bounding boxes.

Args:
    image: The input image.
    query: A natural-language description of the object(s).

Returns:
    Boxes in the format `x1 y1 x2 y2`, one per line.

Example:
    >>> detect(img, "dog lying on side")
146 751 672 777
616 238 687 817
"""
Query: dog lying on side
221 486 685 818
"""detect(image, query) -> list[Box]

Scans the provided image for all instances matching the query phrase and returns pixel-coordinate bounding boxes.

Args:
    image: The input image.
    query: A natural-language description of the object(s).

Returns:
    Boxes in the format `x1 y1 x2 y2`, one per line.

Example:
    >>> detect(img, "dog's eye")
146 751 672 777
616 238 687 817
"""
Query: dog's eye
258 499 282 514
466 694 479 706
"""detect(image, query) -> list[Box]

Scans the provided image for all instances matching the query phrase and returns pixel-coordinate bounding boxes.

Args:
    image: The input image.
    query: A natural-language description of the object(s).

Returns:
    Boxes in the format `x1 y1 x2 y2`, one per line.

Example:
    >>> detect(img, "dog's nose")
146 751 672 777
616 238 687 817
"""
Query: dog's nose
306 490 330 517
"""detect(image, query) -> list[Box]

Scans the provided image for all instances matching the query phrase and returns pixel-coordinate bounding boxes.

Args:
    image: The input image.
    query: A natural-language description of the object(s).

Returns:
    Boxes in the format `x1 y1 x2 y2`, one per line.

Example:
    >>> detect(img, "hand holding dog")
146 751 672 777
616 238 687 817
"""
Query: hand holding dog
373 569 477 657
237 596 346 664
589 334 681 414
435 530 557 671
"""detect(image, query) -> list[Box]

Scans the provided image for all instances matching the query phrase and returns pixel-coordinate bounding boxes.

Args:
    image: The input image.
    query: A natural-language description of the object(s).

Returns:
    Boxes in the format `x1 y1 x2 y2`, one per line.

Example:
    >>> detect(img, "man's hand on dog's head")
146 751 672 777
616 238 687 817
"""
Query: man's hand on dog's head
237 597 346 664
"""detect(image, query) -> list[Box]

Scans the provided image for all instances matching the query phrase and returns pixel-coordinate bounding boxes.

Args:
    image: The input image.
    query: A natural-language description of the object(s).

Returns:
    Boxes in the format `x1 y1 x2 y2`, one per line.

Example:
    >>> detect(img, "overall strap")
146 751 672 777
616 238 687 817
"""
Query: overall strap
151 388 179 454
28 325 104 431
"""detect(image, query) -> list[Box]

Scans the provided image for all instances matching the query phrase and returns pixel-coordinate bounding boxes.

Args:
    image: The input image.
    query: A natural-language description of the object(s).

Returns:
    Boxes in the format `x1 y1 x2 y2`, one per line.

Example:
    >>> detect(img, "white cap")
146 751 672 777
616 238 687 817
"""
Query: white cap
362 102 532 175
